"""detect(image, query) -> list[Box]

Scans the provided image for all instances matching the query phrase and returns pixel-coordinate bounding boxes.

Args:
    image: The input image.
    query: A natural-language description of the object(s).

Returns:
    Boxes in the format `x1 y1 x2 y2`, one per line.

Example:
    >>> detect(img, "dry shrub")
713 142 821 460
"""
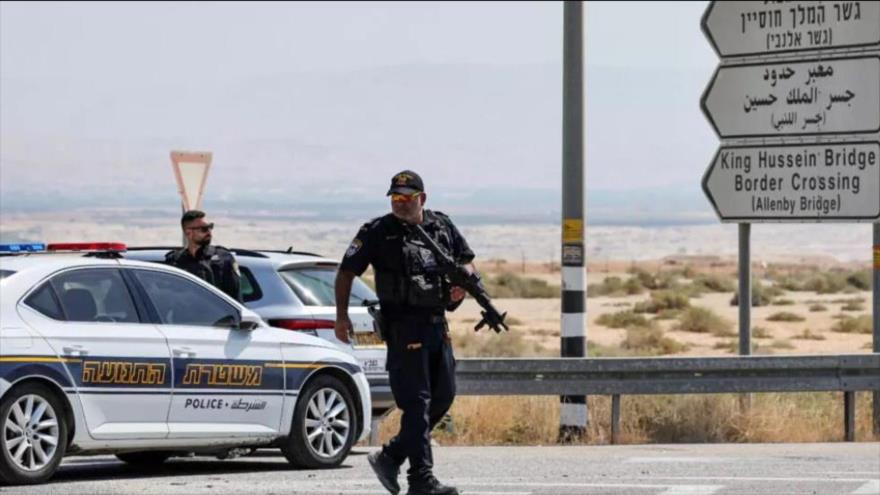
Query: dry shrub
752 326 773 339
766 311 805 322
730 281 783 307
691 274 736 293
676 306 732 336
841 302 865 312
772 298 795 306
771 339 795 350
620 327 688 356
371 393 879 446
485 272 559 298
831 315 871 334
595 310 650 329
634 290 691 314
453 329 552 358
588 276 644 298
793 329 825 341
808 304 827 312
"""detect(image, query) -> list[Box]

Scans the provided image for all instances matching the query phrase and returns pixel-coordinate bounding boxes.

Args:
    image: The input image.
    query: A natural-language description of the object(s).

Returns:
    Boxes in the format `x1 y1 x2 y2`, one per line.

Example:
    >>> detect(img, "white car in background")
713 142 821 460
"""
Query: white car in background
0 243 370 485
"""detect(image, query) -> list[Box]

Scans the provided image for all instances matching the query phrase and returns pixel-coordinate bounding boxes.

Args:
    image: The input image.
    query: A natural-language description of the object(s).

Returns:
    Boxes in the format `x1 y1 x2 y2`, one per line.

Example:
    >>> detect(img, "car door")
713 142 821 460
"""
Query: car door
16 266 173 440
129 268 284 439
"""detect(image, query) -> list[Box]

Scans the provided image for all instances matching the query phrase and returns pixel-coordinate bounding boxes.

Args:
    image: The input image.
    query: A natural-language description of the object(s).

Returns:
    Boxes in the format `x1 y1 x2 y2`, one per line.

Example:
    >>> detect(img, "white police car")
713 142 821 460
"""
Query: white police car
0 243 371 485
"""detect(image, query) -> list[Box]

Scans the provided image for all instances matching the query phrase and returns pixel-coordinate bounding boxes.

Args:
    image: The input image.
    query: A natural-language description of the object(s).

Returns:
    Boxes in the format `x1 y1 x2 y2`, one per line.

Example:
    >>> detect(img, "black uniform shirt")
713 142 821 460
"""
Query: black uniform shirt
165 245 242 303
340 210 474 315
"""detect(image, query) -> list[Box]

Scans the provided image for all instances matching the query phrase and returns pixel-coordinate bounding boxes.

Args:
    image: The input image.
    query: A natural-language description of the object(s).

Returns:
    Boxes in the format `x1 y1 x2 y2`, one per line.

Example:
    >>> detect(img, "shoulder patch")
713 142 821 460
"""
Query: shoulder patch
345 239 363 258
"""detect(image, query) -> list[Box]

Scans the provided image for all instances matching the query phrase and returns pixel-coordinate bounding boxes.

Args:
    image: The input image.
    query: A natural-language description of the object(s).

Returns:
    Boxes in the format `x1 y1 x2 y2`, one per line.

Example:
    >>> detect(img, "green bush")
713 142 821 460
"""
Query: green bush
766 312 806 322
485 273 559 298
595 310 650 329
634 290 691 314
676 306 732 336
831 315 871 334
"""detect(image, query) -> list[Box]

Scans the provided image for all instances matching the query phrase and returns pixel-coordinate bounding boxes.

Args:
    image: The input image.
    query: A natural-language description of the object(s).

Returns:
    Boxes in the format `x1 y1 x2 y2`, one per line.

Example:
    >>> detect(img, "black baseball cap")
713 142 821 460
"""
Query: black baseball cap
386 170 424 196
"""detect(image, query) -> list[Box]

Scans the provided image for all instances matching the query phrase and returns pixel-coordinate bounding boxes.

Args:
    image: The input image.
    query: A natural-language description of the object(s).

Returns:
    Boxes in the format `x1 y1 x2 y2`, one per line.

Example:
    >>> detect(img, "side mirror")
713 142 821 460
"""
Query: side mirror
237 313 262 331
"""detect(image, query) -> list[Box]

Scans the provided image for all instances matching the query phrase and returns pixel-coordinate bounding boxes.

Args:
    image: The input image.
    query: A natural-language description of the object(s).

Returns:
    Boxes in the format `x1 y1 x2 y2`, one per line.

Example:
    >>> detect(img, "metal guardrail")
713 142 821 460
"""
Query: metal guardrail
455 354 880 442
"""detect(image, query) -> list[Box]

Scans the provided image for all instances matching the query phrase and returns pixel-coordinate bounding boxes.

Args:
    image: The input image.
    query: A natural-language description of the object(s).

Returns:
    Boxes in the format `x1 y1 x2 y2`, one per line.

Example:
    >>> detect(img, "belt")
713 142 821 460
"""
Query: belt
386 312 446 324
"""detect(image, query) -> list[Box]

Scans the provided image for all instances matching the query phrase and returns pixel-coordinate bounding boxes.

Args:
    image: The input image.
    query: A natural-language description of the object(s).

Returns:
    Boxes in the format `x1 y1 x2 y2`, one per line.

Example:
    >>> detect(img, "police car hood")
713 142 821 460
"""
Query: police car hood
260 324 358 363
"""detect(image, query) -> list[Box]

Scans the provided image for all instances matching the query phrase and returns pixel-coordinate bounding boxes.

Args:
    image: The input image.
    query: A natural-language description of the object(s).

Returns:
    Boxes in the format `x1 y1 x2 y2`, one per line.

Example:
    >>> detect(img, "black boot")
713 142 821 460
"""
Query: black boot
368 450 401 494
406 476 459 495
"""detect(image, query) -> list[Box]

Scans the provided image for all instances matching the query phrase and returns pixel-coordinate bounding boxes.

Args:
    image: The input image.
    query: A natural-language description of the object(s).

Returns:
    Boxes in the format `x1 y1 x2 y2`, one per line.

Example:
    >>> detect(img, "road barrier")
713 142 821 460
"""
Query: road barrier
455 354 880 443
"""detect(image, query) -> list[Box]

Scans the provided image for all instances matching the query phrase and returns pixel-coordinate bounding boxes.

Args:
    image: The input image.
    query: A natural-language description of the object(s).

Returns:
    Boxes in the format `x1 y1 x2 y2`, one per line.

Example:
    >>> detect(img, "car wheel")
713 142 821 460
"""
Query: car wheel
282 374 356 469
115 452 172 466
0 383 68 485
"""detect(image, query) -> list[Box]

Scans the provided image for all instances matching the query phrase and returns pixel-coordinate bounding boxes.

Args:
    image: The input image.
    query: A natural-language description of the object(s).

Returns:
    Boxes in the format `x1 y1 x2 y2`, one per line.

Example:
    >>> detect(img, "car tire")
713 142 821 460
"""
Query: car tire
281 374 357 469
0 383 68 485
115 452 172 466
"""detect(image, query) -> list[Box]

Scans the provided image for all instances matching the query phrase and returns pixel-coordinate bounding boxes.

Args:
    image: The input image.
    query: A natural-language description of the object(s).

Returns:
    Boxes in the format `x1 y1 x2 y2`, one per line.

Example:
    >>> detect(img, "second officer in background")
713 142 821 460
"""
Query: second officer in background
166 209 242 303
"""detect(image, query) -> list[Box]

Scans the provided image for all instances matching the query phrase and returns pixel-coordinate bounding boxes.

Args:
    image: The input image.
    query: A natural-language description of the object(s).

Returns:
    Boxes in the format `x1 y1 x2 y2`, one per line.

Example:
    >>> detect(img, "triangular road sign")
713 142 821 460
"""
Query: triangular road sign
170 151 212 211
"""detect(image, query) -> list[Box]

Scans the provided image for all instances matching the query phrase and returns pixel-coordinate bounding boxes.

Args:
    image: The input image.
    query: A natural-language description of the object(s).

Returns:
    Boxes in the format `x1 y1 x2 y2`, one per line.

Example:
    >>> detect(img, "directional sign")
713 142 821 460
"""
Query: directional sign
170 151 212 211
702 141 880 222
701 55 880 139
702 1 880 58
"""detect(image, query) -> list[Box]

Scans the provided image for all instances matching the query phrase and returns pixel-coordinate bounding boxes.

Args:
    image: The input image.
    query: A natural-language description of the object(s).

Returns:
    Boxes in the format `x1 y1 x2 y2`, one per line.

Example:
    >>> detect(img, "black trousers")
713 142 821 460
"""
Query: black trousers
382 316 456 482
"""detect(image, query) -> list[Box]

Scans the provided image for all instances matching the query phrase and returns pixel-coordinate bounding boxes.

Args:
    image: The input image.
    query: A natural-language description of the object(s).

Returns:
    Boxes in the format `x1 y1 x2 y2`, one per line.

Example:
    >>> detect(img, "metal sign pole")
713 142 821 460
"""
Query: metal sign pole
560 0 587 442
739 223 751 356
874 223 879 434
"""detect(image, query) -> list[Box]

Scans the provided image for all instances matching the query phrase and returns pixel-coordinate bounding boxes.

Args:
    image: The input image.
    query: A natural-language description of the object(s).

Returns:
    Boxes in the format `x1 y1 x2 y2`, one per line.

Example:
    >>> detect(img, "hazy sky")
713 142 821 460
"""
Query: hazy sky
0 1 718 206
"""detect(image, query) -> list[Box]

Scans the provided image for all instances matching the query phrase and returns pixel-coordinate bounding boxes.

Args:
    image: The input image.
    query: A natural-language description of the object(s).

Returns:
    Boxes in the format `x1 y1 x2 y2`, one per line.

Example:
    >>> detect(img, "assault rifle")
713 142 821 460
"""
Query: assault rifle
407 224 509 333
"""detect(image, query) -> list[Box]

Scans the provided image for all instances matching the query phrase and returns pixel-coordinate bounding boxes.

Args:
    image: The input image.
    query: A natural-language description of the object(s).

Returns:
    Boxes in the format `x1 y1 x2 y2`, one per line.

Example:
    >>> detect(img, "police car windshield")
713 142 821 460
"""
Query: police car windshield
279 266 376 307
0 270 16 280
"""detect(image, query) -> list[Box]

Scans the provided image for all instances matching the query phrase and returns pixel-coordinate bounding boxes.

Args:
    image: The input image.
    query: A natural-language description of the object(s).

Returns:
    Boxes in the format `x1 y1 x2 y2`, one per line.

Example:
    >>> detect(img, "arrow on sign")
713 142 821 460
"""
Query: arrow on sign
702 1 880 58
701 141 880 222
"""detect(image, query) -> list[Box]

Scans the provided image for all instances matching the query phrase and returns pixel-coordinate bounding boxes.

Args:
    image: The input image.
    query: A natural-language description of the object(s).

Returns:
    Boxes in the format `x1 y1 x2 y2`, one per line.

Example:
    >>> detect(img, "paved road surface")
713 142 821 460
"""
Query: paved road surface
1 443 878 495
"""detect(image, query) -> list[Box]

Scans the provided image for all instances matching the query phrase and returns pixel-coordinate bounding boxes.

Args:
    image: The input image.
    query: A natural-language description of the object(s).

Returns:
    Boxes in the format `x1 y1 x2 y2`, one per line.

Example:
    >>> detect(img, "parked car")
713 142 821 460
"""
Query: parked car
122 247 393 417
0 243 371 485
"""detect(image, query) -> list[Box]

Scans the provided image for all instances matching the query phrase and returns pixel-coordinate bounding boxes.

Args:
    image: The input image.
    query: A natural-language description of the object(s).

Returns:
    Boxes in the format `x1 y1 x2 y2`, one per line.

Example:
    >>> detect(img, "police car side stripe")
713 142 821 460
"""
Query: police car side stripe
0 356 82 364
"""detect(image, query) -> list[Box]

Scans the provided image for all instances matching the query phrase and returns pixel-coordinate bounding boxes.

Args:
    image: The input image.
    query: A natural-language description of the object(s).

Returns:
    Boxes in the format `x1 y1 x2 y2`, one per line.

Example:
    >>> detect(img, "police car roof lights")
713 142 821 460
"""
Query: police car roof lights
0 243 46 253
46 242 128 252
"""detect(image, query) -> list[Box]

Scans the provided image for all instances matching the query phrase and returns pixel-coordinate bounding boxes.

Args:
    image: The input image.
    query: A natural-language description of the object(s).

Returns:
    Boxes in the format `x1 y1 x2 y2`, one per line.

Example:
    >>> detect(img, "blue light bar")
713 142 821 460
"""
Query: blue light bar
0 243 47 253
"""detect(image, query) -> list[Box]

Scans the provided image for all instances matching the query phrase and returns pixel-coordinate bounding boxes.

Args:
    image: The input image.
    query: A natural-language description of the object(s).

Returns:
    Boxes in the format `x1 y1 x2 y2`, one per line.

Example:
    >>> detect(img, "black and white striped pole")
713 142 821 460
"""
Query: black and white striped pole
559 0 587 441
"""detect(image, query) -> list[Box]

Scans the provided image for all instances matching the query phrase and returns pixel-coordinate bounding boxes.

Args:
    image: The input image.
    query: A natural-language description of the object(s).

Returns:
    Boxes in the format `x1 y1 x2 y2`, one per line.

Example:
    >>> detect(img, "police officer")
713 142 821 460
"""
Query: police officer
166 210 242 303
335 171 471 495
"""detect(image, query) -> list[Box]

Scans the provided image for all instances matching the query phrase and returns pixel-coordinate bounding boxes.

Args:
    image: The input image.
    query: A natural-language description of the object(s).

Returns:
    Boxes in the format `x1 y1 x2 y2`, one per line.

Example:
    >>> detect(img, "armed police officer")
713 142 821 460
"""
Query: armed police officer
166 210 242 303
335 171 472 495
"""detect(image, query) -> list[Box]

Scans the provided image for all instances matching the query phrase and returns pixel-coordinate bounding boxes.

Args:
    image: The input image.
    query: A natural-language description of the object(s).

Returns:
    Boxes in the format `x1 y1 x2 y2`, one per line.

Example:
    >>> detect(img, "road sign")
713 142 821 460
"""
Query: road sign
702 1 880 58
701 55 880 139
170 151 212 211
702 141 880 222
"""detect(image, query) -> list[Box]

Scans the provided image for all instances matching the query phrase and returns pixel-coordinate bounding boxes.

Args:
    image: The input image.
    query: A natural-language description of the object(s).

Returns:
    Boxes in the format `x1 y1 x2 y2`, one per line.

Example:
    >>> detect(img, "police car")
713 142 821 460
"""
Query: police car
122 247 393 418
0 243 371 485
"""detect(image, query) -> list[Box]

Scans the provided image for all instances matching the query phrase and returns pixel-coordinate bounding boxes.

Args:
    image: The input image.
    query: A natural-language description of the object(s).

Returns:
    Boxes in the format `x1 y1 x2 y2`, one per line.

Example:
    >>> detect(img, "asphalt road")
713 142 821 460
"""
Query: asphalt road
1 443 878 495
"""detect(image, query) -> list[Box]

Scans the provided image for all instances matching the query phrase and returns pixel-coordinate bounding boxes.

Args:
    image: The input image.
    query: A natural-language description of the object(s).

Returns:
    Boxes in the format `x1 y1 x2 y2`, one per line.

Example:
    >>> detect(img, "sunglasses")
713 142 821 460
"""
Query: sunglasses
186 223 215 233
390 192 421 202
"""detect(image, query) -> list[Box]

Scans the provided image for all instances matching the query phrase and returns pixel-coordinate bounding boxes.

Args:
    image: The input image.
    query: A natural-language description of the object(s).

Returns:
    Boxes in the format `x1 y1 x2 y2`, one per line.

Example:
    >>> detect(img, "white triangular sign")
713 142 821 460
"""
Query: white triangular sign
170 151 212 211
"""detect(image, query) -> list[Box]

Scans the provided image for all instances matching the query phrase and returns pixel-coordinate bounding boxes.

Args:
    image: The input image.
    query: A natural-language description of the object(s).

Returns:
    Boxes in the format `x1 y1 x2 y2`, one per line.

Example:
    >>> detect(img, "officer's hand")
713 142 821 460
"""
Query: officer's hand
450 286 466 303
335 316 353 344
